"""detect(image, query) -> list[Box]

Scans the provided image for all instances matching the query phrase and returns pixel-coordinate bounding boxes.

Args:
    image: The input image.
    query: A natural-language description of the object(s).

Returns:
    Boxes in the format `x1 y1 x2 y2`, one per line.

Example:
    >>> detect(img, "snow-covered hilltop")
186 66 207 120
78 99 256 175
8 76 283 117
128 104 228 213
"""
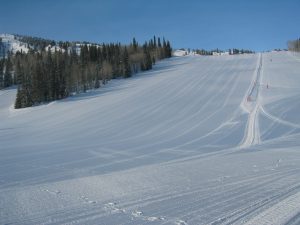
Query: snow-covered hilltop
1 51 300 224
0 34 29 57
0 33 101 57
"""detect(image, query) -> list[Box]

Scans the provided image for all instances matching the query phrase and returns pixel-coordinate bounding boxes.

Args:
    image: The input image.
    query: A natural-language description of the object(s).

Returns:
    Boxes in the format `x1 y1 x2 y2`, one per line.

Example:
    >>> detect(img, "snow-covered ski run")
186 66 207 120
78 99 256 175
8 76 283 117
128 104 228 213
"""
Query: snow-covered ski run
1 51 300 225
240 53 262 148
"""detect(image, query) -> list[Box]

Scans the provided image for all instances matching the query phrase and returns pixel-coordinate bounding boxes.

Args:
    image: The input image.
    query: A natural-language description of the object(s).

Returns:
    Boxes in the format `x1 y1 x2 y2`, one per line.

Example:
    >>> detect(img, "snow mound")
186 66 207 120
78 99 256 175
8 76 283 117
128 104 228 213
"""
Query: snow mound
173 49 188 56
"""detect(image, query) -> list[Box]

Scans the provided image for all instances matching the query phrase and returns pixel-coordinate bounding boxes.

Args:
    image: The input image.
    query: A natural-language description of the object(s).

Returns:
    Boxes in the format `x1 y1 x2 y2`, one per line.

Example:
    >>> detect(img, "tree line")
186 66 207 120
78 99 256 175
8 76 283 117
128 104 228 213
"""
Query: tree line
194 48 254 55
0 55 14 88
0 37 6 58
1 36 172 108
288 38 300 52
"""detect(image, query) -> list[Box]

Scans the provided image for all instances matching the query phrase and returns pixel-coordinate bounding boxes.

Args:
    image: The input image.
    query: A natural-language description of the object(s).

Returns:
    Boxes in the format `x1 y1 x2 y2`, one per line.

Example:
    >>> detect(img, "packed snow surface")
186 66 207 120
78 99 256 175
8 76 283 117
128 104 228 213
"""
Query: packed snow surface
1 52 300 225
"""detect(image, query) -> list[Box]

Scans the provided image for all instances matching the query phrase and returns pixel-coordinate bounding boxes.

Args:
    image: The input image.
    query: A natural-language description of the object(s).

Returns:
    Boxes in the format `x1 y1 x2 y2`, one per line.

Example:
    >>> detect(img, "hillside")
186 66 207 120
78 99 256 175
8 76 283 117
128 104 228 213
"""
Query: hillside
0 52 300 224
0 34 29 57
0 34 172 106
0 33 87 57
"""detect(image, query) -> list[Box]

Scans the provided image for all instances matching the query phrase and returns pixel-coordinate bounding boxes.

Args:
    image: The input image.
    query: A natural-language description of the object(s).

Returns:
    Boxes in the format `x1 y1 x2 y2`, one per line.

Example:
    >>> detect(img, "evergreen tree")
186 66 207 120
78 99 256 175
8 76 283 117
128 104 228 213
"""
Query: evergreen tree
132 37 138 52
123 47 131 78
142 43 152 70
0 59 4 89
6 35 173 108
15 58 23 85
4 56 12 87
157 37 161 48
153 36 157 48
94 63 100 89
146 50 152 70
166 41 172 57
162 38 167 58
14 86 23 109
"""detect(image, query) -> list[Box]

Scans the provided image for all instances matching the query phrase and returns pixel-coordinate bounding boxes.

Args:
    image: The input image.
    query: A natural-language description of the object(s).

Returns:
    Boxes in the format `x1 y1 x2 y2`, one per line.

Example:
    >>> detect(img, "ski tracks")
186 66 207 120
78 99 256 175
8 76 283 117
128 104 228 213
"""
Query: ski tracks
244 191 300 225
240 53 262 148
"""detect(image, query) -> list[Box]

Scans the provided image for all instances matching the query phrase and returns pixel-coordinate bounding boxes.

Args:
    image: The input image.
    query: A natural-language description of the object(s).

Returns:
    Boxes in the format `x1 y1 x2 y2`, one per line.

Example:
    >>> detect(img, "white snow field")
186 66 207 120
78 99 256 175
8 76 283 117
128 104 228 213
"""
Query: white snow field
1 51 300 225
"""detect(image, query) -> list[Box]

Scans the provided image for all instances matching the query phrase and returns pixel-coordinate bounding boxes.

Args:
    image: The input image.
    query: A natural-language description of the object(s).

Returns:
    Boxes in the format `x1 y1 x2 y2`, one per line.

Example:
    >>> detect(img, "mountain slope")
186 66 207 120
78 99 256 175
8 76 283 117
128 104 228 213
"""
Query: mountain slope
0 34 29 57
0 52 300 225
0 33 96 57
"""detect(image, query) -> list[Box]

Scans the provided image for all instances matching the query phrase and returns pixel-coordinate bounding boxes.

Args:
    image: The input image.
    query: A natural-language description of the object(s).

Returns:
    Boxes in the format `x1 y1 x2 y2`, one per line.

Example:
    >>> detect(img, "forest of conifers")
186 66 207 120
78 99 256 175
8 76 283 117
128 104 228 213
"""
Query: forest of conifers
0 35 172 108
288 38 300 52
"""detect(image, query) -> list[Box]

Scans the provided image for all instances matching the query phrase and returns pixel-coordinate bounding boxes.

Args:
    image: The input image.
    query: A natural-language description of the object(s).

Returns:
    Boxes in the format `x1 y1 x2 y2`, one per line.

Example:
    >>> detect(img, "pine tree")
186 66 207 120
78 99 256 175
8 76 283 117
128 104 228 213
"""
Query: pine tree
166 41 172 57
157 37 161 48
146 50 152 70
0 38 3 58
4 56 12 87
10 35 173 108
15 59 23 85
132 37 138 52
142 43 152 70
14 86 23 108
123 47 131 78
162 38 167 58
0 59 4 89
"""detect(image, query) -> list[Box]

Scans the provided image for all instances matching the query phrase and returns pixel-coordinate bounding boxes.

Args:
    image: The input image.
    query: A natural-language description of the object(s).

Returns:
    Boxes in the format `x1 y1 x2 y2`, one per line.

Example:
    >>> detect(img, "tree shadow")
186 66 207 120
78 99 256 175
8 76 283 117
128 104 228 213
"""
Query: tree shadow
60 57 189 103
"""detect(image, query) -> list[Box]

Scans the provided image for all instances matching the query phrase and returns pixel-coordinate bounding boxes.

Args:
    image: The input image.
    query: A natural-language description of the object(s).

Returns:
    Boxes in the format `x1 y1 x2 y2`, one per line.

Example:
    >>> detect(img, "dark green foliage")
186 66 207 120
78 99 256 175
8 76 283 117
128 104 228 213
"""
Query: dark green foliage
145 49 152 70
14 86 23 109
123 47 131 78
157 37 161 48
0 37 4 58
195 49 213 55
132 38 138 52
166 41 172 58
4 56 13 87
0 59 4 88
11 36 172 108
230 48 255 54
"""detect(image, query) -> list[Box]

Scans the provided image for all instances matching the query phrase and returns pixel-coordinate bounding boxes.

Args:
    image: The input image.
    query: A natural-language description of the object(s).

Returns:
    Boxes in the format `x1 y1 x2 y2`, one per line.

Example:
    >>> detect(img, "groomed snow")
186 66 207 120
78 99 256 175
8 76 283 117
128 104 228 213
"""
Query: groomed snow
0 52 300 225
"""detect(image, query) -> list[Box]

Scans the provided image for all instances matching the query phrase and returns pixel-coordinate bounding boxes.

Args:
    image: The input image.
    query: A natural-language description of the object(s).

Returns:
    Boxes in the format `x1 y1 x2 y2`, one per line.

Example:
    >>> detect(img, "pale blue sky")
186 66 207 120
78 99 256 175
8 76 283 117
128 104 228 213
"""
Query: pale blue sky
0 0 299 51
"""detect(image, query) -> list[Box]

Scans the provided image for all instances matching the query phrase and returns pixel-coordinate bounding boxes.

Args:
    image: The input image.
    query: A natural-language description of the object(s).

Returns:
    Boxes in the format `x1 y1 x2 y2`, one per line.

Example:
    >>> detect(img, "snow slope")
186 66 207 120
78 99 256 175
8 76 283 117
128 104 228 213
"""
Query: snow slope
0 52 300 225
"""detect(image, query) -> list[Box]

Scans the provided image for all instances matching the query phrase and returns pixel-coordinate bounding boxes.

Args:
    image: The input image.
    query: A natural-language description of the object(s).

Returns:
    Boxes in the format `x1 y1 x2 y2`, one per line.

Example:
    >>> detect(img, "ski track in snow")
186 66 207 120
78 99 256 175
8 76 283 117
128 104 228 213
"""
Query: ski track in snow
240 53 262 148
1 52 300 225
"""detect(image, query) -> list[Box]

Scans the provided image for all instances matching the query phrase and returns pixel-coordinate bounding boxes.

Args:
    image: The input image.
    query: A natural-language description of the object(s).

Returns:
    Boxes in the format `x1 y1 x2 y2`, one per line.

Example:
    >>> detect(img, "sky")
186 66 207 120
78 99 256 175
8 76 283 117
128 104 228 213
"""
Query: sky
0 0 299 51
